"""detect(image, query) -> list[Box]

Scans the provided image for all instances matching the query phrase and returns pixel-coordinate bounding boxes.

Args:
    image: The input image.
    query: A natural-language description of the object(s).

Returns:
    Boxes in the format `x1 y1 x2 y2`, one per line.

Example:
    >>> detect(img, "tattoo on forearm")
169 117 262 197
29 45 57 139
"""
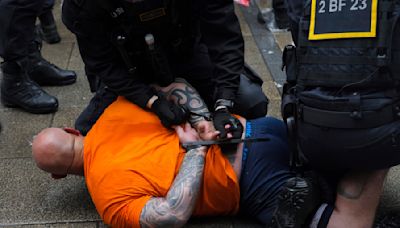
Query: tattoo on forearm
140 147 206 227
162 85 211 125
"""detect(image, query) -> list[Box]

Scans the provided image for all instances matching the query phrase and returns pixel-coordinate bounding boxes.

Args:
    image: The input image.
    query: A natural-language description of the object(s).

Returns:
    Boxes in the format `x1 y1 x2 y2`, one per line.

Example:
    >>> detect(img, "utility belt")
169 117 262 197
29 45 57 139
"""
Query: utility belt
282 87 400 129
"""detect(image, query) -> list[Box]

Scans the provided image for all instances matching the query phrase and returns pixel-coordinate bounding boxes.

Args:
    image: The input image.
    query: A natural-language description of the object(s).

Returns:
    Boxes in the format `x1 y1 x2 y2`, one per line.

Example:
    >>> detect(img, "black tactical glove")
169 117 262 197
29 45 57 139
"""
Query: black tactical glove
213 108 243 139
151 96 188 128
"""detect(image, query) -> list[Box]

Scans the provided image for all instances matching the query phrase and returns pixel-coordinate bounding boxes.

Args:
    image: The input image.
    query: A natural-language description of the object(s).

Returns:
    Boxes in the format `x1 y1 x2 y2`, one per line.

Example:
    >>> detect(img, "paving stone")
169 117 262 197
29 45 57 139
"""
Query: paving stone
244 37 267 67
262 81 281 101
380 165 400 212
41 42 75 70
8 222 98 228
0 159 99 225
0 110 53 159
67 42 85 71
44 70 92 110
248 63 273 83
236 6 253 37
266 99 282 119
52 107 87 129
273 31 293 51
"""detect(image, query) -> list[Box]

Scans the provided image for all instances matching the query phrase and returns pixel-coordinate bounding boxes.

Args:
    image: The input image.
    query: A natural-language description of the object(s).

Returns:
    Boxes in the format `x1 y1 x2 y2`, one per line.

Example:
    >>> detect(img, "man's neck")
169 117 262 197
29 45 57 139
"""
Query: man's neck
69 136 85 176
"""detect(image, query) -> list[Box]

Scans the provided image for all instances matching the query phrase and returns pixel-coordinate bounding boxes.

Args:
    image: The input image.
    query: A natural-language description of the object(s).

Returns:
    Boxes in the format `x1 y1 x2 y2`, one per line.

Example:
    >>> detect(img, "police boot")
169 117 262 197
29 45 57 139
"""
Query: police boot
1 61 58 114
268 176 321 228
28 36 76 86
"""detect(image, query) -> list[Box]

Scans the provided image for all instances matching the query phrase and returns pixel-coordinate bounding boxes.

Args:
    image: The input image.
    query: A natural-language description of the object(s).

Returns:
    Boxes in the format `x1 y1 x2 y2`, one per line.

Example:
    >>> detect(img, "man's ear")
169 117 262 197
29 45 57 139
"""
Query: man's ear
63 127 82 136
51 173 67 179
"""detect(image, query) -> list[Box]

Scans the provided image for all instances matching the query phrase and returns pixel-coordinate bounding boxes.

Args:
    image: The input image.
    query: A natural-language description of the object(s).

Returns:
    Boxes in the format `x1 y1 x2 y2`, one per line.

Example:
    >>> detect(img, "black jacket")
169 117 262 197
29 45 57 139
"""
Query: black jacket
62 0 244 109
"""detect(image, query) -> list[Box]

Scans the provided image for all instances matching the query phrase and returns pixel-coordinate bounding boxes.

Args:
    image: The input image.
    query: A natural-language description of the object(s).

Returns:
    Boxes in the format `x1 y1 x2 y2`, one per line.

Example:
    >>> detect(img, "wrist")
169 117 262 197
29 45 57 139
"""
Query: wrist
183 144 207 152
146 95 159 109
214 99 234 111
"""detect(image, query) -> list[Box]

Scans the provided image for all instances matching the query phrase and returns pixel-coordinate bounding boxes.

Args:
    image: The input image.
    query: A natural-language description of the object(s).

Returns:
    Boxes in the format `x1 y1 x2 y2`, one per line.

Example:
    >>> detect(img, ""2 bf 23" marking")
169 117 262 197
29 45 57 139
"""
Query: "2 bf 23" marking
318 0 368 13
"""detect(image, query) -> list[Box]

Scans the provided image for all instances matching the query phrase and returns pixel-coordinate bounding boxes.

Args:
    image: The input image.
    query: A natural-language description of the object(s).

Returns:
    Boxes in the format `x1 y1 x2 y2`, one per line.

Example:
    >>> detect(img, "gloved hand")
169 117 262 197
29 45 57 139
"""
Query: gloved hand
151 96 188 128
213 108 243 139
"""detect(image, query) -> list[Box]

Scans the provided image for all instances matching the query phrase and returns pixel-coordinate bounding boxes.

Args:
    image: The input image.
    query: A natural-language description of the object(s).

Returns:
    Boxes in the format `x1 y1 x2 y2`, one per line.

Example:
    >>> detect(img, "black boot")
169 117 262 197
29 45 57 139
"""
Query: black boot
28 37 77 86
269 176 321 228
37 10 61 44
1 61 58 114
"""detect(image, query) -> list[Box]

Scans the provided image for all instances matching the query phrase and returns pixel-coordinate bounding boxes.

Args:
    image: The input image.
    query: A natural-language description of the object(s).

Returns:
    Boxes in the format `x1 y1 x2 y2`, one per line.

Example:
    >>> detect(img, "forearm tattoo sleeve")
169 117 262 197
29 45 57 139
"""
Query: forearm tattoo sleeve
154 79 211 126
139 146 207 227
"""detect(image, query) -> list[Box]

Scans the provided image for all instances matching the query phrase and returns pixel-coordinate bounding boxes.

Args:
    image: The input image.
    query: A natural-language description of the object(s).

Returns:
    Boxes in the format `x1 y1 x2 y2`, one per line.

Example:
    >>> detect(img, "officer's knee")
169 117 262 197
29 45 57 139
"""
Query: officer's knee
233 74 269 118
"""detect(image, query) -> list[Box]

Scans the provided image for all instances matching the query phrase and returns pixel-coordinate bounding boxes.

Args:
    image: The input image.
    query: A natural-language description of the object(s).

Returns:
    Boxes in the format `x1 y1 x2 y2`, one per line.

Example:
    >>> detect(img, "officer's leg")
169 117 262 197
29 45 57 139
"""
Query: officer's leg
232 74 269 119
37 0 61 44
240 117 320 226
272 0 290 29
75 84 118 135
326 169 389 228
0 0 58 114
27 28 76 86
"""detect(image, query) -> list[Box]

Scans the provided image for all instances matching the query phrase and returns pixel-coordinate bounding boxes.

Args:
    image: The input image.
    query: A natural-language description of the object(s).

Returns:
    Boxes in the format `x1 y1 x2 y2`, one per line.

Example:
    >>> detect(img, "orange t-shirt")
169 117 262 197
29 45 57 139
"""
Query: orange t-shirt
84 97 240 227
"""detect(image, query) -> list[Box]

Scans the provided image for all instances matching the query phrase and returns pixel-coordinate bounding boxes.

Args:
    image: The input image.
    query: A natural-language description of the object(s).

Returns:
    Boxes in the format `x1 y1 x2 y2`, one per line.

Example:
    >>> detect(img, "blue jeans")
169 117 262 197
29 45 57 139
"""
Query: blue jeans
239 117 294 224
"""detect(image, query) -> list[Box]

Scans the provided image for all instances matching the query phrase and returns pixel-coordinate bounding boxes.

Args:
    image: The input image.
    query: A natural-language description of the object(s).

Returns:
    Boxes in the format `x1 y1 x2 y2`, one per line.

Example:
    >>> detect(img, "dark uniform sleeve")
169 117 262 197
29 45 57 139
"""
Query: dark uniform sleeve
62 4 154 109
76 35 154 108
198 0 244 102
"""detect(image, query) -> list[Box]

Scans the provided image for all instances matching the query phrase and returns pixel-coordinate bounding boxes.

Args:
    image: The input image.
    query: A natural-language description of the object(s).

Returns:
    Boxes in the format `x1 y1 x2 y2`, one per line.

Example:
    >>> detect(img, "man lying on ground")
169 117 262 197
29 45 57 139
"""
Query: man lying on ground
32 79 319 227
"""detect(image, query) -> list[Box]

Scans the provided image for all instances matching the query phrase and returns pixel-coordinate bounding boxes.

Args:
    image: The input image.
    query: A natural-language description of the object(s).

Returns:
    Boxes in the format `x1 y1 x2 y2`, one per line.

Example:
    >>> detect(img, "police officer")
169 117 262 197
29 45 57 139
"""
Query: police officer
279 0 400 227
0 0 77 114
62 0 269 137
37 0 61 44
272 0 290 29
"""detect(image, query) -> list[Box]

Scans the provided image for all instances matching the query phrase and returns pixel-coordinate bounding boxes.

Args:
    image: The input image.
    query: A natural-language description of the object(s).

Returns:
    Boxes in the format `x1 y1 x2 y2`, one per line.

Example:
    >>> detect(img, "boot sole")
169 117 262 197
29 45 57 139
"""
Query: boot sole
1 97 58 114
268 177 320 228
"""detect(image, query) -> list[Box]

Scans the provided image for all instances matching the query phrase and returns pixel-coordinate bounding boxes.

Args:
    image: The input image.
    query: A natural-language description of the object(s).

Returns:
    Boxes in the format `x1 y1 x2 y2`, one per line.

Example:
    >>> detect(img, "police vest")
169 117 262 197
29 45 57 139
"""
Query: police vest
281 0 400 130
284 0 400 89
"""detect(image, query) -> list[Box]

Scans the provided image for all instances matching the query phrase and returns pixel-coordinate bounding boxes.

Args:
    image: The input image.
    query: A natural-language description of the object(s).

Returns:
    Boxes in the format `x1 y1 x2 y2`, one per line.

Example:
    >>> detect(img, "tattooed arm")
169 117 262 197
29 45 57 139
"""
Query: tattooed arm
153 78 217 140
139 123 209 227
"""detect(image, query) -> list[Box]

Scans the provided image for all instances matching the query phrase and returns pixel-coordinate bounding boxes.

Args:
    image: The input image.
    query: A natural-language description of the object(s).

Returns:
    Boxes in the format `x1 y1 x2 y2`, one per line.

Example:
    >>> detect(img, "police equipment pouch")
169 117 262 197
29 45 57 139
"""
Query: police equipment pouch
144 33 174 86
98 0 193 86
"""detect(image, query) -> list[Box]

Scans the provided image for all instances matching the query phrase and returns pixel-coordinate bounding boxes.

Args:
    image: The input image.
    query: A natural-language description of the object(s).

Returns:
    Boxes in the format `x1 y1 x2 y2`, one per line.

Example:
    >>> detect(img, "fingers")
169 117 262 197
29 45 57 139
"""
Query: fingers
173 125 184 135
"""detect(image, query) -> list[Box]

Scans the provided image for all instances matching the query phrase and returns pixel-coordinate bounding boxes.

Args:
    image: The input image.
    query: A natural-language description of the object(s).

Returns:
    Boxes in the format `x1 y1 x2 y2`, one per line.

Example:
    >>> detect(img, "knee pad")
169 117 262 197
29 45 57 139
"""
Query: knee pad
233 74 269 118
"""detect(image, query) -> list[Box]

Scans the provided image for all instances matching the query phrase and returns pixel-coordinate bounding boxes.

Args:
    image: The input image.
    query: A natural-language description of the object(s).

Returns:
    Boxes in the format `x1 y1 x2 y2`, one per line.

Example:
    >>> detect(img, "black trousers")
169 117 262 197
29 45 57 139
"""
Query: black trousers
0 0 53 61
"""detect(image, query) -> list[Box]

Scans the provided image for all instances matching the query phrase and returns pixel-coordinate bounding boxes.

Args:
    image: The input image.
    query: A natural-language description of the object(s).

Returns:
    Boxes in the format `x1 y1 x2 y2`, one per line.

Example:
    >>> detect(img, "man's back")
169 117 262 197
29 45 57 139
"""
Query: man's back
83 97 240 227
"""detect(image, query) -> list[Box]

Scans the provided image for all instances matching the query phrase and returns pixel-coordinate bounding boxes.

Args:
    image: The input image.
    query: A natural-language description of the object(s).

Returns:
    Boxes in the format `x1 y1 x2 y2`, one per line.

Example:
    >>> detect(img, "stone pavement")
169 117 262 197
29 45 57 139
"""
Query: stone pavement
0 0 399 227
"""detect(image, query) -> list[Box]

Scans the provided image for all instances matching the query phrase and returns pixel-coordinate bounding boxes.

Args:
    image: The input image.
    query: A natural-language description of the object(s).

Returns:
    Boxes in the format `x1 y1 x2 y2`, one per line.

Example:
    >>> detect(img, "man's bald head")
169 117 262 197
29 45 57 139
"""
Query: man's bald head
32 128 83 177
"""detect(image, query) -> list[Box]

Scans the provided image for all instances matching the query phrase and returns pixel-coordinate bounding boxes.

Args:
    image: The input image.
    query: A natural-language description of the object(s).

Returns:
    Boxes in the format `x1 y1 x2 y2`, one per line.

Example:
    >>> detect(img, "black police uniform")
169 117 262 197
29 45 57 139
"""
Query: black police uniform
0 0 77 114
62 0 269 135
281 0 400 172
38 0 62 44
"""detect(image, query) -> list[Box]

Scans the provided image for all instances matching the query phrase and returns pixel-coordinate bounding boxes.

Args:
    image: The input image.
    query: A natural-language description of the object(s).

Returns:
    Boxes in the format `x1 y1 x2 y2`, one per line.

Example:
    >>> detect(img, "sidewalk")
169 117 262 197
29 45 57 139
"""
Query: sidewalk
0 0 398 227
